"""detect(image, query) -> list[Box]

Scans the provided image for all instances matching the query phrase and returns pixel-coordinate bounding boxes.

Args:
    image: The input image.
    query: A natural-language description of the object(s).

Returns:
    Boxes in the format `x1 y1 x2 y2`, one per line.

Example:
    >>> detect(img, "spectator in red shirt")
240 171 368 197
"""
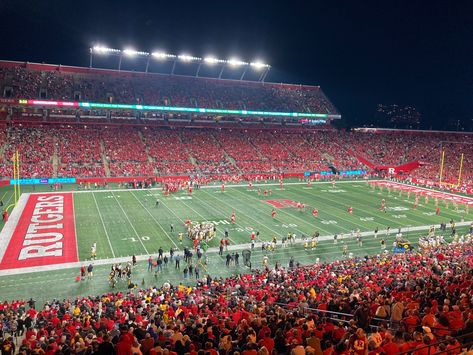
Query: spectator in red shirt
381 332 399 355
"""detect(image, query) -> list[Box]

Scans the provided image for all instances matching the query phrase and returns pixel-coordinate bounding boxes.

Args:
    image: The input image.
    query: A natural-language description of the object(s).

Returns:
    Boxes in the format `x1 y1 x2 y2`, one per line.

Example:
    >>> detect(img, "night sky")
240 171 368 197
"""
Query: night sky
0 0 472 130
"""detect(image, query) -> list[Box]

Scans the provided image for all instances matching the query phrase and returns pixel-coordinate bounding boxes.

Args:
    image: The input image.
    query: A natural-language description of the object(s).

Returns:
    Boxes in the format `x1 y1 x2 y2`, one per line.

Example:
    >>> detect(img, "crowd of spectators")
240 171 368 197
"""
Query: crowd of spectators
0 123 472 186
181 130 238 175
342 131 473 186
343 133 440 167
143 129 200 176
57 129 104 178
0 127 54 178
1 242 473 354
0 66 338 115
102 129 151 177
212 131 273 174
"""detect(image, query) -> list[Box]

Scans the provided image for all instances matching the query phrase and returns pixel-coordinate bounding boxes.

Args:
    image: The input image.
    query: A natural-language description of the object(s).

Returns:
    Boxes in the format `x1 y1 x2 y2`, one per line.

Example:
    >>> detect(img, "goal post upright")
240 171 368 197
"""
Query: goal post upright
438 141 470 189
7 150 20 213
439 149 445 186
457 153 464 188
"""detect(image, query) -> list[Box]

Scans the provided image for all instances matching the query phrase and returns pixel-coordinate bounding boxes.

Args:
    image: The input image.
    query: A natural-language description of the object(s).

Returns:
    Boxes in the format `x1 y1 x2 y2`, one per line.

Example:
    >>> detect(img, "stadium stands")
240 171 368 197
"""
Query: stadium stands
344 131 473 187
57 129 105 178
0 125 472 190
181 130 238 175
0 127 54 178
0 61 472 190
1 242 473 354
0 64 339 114
102 128 154 177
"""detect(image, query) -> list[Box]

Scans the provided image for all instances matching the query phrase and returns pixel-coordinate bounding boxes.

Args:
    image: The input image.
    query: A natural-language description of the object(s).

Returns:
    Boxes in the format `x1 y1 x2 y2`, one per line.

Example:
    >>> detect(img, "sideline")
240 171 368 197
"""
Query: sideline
26 179 375 195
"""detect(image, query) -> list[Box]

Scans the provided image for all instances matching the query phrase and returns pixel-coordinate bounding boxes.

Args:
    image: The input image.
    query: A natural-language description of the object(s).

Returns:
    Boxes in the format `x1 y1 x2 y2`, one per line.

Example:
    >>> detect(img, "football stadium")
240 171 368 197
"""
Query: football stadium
1 2 473 354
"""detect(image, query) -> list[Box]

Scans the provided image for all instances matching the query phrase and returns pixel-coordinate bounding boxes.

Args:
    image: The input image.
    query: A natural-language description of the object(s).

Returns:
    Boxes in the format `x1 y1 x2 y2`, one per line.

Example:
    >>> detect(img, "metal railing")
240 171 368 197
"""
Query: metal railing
274 301 473 354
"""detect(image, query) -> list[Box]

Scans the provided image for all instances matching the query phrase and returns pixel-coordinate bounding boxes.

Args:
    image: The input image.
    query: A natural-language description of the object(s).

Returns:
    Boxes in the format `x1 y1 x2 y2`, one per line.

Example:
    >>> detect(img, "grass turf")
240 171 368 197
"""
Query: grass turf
0 180 471 305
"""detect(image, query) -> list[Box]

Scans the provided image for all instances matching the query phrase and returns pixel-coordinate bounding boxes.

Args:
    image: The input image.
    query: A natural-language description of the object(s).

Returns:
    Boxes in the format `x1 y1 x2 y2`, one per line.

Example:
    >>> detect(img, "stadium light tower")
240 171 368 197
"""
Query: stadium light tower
119 48 149 70
250 61 271 82
150 51 176 73
200 56 223 77
89 45 270 81
89 46 121 68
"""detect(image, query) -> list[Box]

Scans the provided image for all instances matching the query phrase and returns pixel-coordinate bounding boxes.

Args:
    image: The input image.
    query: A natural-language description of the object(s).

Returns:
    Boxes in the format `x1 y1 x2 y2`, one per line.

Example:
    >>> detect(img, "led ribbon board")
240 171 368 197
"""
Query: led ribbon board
10 178 77 185
19 99 341 119
304 170 366 177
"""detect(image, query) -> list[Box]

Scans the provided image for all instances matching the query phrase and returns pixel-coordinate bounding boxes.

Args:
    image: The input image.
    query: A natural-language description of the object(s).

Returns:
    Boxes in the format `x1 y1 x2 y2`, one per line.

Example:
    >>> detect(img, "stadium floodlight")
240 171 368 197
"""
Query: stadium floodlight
152 51 176 59
89 44 270 81
123 48 149 56
92 46 120 54
250 61 269 69
204 56 220 64
227 58 248 66
178 54 202 62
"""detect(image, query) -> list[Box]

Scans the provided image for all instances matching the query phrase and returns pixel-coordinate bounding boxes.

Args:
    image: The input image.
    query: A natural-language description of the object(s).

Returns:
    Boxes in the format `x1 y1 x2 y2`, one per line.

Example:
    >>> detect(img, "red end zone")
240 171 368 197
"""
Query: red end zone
0 193 78 270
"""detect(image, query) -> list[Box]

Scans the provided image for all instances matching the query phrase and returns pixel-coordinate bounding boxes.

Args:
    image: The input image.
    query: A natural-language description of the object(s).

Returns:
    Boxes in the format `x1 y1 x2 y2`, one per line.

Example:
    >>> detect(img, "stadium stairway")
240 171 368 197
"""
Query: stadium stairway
321 152 335 164
100 140 111 177
224 153 242 173
137 130 154 163
0 141 6 164
210 131 242 173
177 132 202 174
52 136 59 177
346 149 377 169
248 139 266 160
187 155 200 173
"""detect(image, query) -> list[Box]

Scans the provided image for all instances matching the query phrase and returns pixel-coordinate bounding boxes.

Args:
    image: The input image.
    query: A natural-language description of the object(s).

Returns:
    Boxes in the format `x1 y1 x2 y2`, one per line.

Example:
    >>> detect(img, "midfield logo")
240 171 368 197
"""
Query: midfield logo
263 199 299 209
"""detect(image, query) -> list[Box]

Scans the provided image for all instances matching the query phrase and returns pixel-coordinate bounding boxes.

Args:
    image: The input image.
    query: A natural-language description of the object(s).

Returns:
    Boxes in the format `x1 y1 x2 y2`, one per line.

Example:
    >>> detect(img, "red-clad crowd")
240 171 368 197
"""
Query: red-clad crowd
0 66 338 115
101 129 152 177
57 129 105 178
181 131 238 175
1 243 473 355
143 129 194 176
0 125 473 190
0 127 54 178
342 131 473 187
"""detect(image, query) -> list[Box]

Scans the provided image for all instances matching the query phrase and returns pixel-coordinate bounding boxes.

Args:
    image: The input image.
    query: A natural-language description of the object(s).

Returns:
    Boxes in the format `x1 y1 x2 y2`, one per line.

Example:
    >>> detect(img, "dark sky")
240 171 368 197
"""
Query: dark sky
0 0 472 130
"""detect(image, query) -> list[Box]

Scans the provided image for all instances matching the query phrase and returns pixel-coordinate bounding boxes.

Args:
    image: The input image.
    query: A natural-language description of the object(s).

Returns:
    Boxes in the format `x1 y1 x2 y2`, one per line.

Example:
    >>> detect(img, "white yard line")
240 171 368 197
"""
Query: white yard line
377 180 473 202
129 190 179 250
230 186 341 235
110 191 150 255
201 188 286 238
3 192 15 208
26 179 378 195
91 192 116 258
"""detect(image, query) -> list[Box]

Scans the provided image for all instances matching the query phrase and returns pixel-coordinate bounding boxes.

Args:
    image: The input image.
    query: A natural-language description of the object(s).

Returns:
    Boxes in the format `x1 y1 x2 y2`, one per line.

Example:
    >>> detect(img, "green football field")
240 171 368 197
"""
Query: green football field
0 179 471 305
71 180 471 259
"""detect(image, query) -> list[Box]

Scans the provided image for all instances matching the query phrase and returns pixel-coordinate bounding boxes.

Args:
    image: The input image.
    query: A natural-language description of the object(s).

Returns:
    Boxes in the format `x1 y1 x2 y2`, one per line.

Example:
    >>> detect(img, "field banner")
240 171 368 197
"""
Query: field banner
0 193 78 270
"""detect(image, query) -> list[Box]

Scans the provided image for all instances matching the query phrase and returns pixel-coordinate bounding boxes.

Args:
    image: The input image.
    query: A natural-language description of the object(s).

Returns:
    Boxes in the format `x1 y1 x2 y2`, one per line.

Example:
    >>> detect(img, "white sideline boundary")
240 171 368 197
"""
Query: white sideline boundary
0 193 30 265
26 179 377 195
0 220 471 277
378 180 473 203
